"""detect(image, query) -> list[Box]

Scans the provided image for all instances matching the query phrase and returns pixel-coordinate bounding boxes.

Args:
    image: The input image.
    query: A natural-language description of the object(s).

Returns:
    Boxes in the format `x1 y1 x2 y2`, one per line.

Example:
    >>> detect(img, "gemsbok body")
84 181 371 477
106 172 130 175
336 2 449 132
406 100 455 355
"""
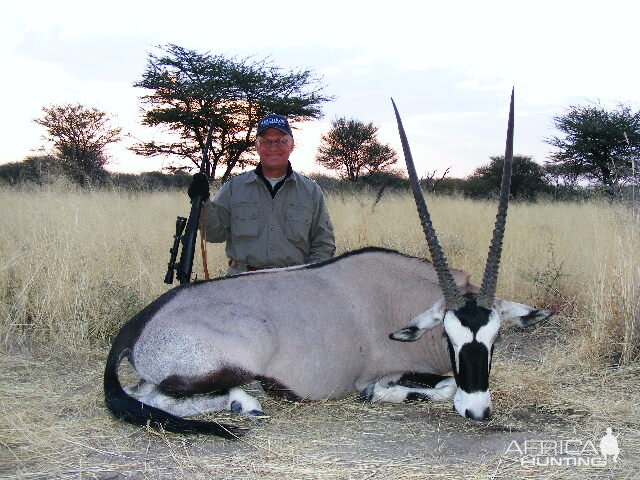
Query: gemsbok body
104 90 551 438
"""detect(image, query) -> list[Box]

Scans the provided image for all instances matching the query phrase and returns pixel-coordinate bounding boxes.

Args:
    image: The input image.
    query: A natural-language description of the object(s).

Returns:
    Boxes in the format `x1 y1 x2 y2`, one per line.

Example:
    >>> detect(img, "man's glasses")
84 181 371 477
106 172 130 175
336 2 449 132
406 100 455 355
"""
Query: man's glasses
258 139 291 148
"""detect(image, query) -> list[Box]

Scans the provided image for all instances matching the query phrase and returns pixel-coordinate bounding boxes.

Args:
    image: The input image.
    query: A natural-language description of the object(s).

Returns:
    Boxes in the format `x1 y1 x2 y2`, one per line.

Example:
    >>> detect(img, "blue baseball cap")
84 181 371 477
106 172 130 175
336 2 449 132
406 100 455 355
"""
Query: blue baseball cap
257 114 293 137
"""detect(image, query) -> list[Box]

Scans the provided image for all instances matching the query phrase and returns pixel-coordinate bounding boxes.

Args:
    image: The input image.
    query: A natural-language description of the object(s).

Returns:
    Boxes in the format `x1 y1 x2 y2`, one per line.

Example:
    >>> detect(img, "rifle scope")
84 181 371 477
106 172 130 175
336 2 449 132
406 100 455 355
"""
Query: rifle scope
164 216 187 284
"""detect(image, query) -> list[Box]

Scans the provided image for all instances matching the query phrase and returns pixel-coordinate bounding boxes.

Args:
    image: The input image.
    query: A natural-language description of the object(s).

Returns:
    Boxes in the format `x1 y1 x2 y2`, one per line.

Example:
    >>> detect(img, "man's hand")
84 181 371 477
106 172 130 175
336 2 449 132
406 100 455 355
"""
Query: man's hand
188 173 210 200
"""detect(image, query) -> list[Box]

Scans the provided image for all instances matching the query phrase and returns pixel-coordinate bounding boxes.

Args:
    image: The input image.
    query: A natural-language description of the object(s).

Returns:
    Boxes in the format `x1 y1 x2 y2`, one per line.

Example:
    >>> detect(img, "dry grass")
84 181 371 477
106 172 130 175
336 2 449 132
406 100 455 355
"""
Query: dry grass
1 183 639 479
2 345 638 479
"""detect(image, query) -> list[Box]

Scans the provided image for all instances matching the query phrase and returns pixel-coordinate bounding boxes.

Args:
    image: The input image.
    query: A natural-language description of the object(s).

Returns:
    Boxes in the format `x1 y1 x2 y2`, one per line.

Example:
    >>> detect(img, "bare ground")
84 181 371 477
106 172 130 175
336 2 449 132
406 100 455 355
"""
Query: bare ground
1 319 639 479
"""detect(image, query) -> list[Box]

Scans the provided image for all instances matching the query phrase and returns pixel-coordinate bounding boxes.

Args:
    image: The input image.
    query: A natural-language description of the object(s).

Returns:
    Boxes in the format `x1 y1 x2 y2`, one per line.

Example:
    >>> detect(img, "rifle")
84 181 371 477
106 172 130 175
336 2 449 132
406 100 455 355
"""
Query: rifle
164 167 208 285
164 116 215 285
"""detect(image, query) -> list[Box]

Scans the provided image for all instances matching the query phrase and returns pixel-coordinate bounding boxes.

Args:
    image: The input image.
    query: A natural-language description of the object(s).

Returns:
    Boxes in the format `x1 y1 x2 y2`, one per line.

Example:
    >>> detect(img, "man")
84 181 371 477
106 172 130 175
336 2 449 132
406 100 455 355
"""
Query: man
189 114 335 275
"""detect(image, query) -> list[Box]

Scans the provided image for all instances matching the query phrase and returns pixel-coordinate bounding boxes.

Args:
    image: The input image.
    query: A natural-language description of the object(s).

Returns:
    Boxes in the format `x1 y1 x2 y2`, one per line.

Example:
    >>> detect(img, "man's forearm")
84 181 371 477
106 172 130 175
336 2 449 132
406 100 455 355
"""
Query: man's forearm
308 222 336 262
200 200 230 243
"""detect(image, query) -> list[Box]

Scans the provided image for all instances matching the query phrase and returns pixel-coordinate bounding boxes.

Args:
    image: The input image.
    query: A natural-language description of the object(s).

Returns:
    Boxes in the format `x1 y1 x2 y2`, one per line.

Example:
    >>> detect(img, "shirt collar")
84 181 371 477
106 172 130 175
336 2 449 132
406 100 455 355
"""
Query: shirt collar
254 162 293 181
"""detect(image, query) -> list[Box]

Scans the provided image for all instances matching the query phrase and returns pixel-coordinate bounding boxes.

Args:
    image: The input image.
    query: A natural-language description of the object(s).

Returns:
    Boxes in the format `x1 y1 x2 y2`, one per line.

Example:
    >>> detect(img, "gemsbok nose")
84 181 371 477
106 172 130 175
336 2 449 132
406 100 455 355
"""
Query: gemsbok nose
465 406 493 420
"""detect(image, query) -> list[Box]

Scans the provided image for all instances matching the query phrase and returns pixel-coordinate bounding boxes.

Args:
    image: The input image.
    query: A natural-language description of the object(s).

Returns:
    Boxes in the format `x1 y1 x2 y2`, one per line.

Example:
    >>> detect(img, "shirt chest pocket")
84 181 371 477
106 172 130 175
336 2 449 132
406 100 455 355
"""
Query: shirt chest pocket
231 204 259 238
285 204 313 244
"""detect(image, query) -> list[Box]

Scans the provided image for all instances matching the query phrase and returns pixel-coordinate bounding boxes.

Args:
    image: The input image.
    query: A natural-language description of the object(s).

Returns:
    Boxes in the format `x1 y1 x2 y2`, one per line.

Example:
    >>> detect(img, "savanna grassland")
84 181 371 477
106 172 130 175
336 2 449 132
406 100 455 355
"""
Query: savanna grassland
1 182 638 479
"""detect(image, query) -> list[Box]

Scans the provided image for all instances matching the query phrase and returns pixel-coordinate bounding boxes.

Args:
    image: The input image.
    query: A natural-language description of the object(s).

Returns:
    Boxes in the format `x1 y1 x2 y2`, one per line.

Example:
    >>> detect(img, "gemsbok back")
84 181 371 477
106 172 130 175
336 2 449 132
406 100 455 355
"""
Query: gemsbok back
104 89 551 438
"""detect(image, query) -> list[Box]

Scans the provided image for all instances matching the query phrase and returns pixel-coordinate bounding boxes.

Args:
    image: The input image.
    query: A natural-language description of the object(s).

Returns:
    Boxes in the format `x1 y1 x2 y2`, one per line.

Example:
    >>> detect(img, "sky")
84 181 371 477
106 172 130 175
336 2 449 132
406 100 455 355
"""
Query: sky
1 0 638 179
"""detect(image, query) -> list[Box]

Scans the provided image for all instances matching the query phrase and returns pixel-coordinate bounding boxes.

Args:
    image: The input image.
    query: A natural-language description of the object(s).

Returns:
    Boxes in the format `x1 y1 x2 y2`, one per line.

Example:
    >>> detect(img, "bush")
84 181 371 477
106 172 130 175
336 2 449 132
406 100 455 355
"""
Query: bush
0 157 194 191
0 156 67 185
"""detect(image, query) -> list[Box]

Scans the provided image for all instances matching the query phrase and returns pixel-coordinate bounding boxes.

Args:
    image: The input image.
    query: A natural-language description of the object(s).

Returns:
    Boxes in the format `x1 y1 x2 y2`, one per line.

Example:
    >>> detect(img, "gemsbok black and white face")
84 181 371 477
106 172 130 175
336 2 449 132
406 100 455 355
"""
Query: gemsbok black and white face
392 293 549 419
389 89 548 420
445 296 498 420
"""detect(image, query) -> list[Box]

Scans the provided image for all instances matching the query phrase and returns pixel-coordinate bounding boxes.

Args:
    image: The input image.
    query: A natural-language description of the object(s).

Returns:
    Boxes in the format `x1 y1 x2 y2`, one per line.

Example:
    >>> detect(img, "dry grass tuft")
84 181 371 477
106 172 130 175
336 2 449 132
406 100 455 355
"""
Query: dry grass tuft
1 185 639 478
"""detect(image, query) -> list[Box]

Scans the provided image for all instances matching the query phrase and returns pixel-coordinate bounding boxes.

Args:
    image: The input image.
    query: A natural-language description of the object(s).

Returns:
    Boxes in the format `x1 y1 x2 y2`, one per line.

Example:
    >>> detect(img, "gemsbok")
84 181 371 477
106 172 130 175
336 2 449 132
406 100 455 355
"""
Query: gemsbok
104 89 551 438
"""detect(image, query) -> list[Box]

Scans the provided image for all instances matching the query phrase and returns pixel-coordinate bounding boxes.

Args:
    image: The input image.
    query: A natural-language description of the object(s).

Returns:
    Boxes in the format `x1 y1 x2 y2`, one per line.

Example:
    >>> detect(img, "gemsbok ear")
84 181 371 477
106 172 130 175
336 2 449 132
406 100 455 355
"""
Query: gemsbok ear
494 299 552 327
390 297 447 342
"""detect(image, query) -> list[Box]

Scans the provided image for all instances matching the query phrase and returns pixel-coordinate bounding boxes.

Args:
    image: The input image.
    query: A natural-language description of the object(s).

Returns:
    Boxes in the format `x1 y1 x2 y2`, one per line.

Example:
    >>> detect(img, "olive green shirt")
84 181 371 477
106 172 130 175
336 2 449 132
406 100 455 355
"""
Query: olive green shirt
201 166 335 269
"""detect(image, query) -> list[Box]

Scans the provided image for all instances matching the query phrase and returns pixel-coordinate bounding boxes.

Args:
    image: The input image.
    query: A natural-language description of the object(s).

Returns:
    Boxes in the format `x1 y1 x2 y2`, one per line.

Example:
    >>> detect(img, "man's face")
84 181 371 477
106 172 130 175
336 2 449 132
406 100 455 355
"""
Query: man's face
256 129 294 176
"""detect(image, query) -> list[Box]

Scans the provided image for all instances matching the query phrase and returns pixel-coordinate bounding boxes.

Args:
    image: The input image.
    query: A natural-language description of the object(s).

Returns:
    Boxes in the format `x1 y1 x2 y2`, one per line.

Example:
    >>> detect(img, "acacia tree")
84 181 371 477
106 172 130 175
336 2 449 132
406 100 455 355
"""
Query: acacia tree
316 117 397 182
34 103 121 184
545 103 640 198
466 155 549 200
132 44 332 181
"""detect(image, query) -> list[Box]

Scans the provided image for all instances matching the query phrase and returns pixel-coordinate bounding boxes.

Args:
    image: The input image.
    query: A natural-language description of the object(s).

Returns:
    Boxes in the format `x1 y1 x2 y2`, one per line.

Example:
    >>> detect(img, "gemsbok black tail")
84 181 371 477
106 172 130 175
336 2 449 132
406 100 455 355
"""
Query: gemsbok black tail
104 345 246 439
